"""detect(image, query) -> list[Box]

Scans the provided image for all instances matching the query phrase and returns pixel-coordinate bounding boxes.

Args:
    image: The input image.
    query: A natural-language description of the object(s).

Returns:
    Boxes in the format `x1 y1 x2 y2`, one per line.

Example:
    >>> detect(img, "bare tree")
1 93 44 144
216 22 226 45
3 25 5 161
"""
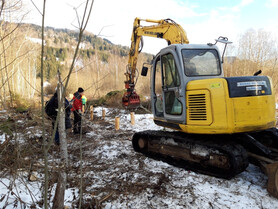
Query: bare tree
38 1 48 208
224 29 277 76
52 73 67 209
0 0 37 109
52 1 95 208
236 29 277 75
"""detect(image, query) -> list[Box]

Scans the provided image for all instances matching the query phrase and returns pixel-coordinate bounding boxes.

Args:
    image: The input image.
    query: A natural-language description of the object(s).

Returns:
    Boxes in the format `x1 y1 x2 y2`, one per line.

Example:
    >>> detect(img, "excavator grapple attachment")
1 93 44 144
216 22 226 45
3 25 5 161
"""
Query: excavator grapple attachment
266 162 278 198
122 90 140 109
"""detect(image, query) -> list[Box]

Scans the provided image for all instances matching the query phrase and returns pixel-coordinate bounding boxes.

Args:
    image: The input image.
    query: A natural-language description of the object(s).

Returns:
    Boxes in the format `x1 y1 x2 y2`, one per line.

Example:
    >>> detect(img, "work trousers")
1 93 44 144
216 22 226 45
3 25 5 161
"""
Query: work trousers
73 110 82 134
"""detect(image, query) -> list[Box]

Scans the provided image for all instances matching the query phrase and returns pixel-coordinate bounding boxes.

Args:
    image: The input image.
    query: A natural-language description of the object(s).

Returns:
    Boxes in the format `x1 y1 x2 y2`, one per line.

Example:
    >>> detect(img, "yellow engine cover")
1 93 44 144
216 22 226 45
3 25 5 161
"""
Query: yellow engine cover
179 78 276 134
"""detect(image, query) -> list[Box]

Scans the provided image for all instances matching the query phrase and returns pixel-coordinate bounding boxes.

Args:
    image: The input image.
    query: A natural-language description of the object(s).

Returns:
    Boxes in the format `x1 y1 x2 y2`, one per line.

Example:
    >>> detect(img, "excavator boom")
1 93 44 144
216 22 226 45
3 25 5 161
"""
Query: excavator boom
122 18 189 108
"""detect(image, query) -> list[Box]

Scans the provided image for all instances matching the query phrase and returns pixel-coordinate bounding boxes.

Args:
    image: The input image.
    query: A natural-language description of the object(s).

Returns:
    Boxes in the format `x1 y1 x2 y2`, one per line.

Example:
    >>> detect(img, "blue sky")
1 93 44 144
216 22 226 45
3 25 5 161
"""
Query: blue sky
22 0 278 54
184 0 278 30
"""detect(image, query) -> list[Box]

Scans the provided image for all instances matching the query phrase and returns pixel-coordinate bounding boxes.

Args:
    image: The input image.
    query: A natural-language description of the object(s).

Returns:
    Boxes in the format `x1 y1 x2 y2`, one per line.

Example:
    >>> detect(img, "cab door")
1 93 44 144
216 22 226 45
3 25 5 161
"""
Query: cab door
161 52 185 123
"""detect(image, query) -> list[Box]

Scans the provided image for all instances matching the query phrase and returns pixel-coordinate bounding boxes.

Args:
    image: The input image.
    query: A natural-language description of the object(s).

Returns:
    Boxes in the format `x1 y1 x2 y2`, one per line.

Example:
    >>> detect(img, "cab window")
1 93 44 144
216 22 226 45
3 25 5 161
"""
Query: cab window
162 53 180 87
161 53 182 115
154 58 163 116
182 49 221 76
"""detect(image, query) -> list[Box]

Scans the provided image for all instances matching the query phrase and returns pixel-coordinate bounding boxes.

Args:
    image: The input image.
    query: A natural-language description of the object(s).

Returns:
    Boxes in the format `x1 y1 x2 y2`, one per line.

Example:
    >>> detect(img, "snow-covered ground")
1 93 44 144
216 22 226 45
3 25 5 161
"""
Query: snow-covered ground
85 107 278 209
0 107 278 208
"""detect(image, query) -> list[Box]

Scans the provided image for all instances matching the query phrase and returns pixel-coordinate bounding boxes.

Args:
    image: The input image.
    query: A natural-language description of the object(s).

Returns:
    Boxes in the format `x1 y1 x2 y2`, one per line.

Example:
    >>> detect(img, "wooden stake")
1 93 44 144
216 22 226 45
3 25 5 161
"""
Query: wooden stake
115 117 120 130
102 109 106 120
130 112 135 125
90 105 94 120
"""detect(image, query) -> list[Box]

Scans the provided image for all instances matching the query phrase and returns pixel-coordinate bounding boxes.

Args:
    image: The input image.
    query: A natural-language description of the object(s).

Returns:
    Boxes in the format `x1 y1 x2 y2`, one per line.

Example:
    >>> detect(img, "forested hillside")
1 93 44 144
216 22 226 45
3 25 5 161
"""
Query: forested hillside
40 24 152 99
0 21 153 110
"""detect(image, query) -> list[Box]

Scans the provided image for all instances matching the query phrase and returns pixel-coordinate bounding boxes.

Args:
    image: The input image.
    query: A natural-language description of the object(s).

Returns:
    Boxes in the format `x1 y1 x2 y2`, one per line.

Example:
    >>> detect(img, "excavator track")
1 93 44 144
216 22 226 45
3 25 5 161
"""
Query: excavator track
132 130 249 179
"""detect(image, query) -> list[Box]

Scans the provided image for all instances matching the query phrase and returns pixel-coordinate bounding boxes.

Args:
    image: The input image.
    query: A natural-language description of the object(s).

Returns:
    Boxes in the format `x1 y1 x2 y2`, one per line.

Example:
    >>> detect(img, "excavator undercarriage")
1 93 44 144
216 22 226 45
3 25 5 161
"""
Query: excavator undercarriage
132 128 278 198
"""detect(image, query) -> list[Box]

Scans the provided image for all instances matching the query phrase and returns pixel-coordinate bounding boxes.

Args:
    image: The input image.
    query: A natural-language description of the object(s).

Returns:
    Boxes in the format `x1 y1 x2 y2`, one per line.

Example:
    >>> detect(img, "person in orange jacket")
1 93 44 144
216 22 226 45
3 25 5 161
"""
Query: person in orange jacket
71 87 84 134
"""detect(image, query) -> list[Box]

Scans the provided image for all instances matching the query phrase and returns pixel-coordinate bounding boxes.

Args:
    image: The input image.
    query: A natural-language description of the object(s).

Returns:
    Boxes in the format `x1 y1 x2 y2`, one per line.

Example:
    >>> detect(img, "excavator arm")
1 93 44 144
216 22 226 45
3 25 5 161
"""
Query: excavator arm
122 18 189 108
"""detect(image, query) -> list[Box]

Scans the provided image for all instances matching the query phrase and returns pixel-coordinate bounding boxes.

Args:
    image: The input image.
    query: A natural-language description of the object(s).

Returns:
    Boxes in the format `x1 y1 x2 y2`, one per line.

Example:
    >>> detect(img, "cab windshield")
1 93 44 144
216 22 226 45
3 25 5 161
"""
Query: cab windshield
182 49 221 76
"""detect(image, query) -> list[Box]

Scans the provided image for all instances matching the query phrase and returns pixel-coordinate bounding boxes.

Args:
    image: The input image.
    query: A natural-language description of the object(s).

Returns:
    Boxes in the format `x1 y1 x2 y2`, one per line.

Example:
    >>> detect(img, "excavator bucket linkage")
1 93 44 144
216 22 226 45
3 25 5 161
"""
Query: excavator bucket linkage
248 152 278 198
266 162 278 198
243 128 278 198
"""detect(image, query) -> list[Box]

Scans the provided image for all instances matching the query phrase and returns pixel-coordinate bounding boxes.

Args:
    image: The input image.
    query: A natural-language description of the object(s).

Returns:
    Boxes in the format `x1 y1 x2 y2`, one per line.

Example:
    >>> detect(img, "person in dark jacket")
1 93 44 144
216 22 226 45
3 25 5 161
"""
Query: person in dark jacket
45 91 72 145
71 87 84 134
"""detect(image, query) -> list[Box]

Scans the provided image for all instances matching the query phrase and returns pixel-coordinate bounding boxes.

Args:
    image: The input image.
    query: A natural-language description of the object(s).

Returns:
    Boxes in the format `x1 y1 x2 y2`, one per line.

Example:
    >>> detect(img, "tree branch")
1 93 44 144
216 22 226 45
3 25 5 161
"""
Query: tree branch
30 0 42 16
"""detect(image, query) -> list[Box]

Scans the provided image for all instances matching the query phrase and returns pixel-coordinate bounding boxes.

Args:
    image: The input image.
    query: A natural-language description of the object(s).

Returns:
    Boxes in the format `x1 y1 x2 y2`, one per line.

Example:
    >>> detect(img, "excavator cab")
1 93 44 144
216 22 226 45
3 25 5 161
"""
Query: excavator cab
151 42 276 134
151 43 225 127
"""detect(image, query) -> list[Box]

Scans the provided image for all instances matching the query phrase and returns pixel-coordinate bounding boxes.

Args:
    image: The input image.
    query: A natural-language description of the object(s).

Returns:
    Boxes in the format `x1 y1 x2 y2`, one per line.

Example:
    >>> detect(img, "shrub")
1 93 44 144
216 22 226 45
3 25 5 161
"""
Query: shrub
95 90 124 107
12 93 31 113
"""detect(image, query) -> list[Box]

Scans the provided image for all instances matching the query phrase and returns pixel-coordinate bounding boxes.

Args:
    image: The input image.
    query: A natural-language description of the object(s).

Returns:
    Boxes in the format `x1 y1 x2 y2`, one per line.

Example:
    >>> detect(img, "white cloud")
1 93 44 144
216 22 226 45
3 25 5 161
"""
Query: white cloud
263 19 278 40
88 0 205 54
89 0 241 54
266 0 278 7
186 12 239 46
182 4 240 47
231 0 254 12
240 0 254 7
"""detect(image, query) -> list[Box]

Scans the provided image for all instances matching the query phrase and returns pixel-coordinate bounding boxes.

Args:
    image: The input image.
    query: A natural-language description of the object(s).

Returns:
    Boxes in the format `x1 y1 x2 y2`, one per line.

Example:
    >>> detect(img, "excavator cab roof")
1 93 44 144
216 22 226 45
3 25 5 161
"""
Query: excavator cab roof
159 43 221 53
155 44 224 78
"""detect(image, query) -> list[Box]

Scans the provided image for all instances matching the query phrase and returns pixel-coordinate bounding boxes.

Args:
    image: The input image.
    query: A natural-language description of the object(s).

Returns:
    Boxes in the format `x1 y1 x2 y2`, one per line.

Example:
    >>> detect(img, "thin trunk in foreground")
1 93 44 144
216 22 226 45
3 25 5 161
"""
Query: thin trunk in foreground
53 78 68 209
40 0 48 208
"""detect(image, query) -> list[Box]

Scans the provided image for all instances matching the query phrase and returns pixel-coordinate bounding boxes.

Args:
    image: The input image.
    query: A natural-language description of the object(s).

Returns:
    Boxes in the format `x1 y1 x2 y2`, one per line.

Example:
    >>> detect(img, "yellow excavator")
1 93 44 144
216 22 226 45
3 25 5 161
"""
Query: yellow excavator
122 17 278 198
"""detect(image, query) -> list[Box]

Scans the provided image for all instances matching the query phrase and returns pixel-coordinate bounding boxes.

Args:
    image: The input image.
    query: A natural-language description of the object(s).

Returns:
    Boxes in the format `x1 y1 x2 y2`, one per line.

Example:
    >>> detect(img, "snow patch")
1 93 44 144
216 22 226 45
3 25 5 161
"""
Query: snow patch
160 137 178 146
0 133 6 144
190 145 210 157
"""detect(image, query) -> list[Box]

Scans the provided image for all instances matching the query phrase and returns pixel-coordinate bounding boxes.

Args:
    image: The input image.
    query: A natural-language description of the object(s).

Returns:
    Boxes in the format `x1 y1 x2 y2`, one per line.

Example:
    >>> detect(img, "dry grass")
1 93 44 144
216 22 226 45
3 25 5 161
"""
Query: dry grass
58 53 151 101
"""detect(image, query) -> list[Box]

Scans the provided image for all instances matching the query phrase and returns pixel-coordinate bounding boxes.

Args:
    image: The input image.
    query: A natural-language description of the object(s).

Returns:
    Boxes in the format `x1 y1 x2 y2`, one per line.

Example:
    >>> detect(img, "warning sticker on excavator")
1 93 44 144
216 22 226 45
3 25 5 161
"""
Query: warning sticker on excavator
237 81 267 87
211 83 221 88
246 86 262 91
